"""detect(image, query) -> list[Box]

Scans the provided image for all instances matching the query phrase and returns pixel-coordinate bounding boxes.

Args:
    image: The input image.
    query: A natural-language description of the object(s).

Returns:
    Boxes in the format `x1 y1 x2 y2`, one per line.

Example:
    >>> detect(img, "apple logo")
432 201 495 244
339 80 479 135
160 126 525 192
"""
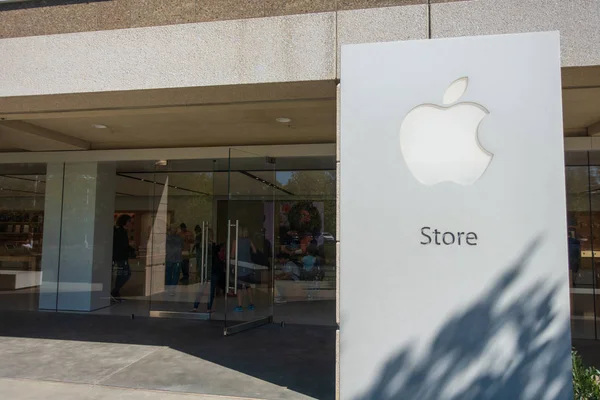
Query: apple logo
399 77 492 186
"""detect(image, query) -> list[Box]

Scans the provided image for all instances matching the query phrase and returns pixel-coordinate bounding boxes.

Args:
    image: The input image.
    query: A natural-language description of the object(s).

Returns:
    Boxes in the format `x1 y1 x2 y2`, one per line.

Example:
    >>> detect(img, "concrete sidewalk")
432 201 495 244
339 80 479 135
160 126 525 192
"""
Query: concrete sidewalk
5 311 600 400
0 311 335 400
0 378 261 400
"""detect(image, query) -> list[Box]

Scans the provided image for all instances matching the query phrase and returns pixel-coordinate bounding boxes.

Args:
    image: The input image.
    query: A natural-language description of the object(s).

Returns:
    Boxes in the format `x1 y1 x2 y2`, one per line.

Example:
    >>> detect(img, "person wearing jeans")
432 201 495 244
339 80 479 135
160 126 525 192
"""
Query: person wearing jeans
165 225 184 295
165 261 181 295
191 229 225 313
111 214 135 300
178 223 194 284
192 235 225 313
232 228 257 312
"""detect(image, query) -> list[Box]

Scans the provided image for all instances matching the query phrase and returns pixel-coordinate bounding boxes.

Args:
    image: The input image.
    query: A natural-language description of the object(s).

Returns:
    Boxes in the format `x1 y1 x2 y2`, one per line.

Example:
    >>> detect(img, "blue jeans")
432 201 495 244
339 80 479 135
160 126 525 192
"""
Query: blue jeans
194 272 220 310
165 262 181 286
208 272 221 310
180 259 190 281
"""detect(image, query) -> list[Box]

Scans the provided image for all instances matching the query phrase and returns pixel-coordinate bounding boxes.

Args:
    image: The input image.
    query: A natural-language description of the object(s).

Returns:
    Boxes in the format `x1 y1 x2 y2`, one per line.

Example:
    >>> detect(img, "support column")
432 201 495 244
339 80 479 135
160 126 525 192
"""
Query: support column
38 163 65 310
39 162 116 311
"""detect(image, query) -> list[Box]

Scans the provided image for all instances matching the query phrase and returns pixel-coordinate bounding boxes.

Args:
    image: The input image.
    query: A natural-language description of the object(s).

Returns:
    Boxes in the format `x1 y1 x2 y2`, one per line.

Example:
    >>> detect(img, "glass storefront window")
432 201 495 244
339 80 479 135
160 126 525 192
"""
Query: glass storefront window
0 163 47 311
272 170 337 326
566 164 595 339
566 152 600 340
0 156 337 328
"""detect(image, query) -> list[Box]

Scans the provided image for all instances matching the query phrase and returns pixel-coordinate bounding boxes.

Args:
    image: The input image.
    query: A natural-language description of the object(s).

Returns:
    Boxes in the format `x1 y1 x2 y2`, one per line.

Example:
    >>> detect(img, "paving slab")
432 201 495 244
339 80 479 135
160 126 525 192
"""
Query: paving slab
0 337 159 384
0 378 261 400
102 347 313 400
0 311 335 400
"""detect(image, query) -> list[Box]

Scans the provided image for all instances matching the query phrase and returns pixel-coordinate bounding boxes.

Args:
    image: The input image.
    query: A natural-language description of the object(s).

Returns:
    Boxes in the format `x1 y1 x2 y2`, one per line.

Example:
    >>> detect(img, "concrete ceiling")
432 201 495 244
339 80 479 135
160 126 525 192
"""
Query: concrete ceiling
562 66 600 137
0 98 336 151
563 87 600 137
0 67 598 152
0 81 338 152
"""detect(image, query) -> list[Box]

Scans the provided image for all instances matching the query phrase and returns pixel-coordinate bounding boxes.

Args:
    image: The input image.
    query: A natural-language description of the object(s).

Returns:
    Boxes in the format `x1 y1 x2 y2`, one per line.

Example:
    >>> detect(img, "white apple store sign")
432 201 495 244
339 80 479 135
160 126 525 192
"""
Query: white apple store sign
340 32 572 399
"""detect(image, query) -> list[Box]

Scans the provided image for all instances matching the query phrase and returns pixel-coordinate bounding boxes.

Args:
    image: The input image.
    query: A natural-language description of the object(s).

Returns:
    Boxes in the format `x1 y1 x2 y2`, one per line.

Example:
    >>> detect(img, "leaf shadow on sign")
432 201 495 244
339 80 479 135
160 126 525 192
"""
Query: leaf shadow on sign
355 236 574 400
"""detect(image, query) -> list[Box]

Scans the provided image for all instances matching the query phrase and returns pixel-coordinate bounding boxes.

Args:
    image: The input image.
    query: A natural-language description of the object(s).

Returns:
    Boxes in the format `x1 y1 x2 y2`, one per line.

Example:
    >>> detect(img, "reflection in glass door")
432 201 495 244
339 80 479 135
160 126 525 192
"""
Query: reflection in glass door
224 148 275 335
148 159 219 319
565 152 600 340
0 163 49 312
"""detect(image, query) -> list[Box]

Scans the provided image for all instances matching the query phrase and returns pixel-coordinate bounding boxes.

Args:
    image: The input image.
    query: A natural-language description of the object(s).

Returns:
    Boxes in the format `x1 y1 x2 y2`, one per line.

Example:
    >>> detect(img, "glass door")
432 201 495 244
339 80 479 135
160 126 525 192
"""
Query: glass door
224 148 275 335
148 159 218 320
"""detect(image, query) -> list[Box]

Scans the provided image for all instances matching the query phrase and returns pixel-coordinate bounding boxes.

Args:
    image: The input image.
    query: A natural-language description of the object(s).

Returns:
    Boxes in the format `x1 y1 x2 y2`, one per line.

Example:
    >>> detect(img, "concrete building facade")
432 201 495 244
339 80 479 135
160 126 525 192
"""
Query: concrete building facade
1 0 600 398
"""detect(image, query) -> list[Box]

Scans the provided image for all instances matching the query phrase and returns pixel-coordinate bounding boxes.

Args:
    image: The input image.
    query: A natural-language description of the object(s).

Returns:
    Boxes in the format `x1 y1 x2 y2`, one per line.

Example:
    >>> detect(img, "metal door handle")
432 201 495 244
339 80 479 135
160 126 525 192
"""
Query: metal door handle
226 219 231 293
204 221 209 284
234 220 239 295
200 221 206 284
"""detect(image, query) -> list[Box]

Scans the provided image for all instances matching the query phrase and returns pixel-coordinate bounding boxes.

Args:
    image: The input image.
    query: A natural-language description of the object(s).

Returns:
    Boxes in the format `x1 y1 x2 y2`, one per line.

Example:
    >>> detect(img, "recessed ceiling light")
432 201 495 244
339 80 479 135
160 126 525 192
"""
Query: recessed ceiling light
92 124 108 129
155 160 167 166
276 117 292 124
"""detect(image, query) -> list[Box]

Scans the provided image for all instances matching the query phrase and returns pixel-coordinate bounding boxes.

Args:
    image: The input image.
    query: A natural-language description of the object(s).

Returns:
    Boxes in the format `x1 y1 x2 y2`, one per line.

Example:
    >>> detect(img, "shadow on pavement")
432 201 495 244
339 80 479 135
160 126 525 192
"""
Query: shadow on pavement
0 310 335 399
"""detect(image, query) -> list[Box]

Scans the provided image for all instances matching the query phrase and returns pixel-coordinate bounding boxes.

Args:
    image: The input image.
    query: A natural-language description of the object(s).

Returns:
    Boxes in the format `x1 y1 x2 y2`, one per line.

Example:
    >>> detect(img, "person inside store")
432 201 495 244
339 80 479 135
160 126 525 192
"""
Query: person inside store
111 214 136 301
274 253 301 304
165 224 183 296
191 229 225 313
252 227 272 268
232 227 257 312
568 230 581 288
178 223 194 284
279 202 323 262
280 229 301 258
301 242 322 281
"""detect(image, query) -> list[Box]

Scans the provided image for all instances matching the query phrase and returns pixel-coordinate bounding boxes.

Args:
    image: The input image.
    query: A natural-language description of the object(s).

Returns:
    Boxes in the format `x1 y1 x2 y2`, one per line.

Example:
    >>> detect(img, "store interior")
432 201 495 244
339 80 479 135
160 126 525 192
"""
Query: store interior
565 151 600 339
0 154 337 327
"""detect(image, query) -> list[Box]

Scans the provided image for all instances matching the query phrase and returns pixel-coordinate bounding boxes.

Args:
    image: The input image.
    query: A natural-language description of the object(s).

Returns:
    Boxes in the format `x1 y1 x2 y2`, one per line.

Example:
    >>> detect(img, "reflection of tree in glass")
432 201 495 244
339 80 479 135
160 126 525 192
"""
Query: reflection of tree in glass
167 172 213 195
162 173 214 232
282 171 336 235
566 167 591 212
564 167 600 253
566 167 600 197
282 171 335 197
590 167 600 191
287 201 322 234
